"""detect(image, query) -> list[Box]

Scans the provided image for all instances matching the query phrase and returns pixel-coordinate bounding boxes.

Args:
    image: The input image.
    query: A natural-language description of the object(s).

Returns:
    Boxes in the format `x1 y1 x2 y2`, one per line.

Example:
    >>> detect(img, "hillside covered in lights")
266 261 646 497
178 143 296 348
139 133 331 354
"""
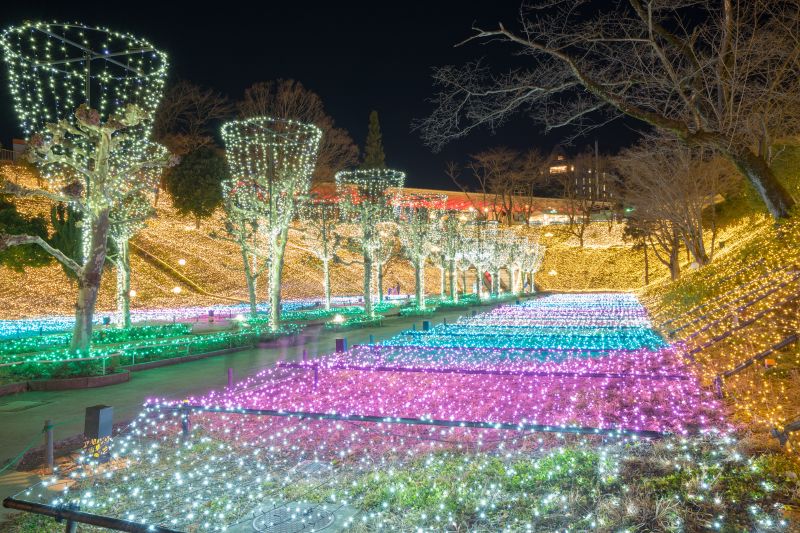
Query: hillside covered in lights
0 163 664 320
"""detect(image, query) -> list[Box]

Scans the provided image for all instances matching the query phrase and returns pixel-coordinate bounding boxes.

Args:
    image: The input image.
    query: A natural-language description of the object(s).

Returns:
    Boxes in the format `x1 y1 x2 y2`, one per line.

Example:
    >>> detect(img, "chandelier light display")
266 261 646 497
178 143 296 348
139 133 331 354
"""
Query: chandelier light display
335 169 405 318
395 192 447 310
221 116 322 331
0 22 169 352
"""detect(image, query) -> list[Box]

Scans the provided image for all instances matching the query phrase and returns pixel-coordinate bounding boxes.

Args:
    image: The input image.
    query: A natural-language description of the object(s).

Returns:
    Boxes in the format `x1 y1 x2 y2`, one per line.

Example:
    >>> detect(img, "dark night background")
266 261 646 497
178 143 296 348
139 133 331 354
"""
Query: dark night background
0 1 642 190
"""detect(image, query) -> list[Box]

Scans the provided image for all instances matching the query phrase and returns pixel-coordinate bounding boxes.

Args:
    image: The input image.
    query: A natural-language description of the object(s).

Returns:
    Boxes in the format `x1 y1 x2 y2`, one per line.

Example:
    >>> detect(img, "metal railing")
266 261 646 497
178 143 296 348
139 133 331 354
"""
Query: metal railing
712 333 799 398
0 148 18 163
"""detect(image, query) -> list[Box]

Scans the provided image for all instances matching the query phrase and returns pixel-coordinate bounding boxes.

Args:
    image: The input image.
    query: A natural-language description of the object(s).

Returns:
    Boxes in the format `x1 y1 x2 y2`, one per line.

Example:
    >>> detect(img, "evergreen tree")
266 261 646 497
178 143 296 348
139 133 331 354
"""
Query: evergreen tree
164 146 229 228
360 110 386 169
0 196 51 272
49 203 83 280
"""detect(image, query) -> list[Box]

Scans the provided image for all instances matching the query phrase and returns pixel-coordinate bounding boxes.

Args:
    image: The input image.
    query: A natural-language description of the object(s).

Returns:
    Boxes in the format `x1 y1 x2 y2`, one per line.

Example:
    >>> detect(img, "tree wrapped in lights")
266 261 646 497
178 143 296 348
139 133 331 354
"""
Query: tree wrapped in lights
396 193 447 310
217 178 266 317
108 192 154 329
456 253 473 299
372 221 398 305
436 210 474 302
0 22 168 352
299 194 343 310
519 243 545 293
336 169 405 318
504 235 529 294
486 230 513 297
462 220 499 302
222 117 321 331
429 248 447 299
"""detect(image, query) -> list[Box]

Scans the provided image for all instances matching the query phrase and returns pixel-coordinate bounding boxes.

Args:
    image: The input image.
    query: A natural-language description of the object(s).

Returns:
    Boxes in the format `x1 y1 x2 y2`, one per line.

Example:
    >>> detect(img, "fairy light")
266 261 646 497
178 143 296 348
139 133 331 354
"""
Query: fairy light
434 210 474 303
299 195 343 311
0 21 169 351
335 168 405 318
395 192 447 310
221 116 322 332
9 292 792 532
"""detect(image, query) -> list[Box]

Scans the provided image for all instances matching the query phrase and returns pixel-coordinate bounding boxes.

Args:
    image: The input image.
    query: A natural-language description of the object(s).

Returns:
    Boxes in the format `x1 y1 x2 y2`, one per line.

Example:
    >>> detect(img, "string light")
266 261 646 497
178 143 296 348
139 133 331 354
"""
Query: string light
335 168 405 318
221 116 322 332
10 293 791 532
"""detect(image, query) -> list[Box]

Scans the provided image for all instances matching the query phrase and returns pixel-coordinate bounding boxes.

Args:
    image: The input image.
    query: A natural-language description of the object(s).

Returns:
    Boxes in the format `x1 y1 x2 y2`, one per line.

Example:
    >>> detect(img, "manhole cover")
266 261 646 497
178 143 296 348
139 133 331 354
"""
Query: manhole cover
290 460 331 477
253 503 335 533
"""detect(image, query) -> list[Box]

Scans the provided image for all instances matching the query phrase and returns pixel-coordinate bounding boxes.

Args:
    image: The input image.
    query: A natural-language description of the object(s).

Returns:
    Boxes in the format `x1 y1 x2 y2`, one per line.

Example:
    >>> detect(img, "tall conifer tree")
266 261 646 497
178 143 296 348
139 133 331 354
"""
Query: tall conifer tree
361 110 386 169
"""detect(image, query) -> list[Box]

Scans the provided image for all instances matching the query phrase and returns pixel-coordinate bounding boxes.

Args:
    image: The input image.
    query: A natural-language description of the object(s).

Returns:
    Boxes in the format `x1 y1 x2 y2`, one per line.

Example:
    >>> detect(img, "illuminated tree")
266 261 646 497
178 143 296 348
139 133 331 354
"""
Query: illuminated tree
222 117 321 331
429 248 447 299
486 229 513 297
456 253 473 299
519 243 545 293
462 220 499 302
299 194 343 310
396 193 447 310
436 210 474 303
336 169 405 318
217 178 266 318
0 22 168 352
372 222 398 305
504 235 528 294
239 80 357 185
108 192 154 329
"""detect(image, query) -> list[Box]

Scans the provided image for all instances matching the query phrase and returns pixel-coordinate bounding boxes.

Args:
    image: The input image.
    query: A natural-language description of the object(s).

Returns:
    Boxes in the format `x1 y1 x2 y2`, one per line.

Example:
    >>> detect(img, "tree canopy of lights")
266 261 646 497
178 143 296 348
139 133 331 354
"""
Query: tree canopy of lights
0 21 169 352
221 116 321 331
395 192 447 310
335 168 405 318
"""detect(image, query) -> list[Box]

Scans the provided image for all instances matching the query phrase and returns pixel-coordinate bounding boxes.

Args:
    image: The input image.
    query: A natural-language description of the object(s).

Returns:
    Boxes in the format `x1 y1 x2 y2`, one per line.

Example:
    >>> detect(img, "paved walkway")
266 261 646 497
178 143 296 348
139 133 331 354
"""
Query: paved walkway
0 302 501 523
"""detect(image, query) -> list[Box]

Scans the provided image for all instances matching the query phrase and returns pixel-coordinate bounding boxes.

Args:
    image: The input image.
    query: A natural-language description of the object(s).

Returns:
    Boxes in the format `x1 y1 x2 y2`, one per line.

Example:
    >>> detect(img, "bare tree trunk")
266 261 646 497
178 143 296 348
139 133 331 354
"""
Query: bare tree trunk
728 149 794 219
414 258 426 310
322 258 331 311
643 245 650 286
684 231 709 266
439 265 446 297
70 210 110 352
669 239 681 281
115 239 131 329
363 251 374 318
449 259 458 303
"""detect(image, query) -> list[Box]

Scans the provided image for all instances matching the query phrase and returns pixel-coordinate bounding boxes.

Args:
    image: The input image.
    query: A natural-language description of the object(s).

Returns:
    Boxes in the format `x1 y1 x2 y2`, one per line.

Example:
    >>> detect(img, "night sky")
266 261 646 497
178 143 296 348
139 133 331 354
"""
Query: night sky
0 1 642 190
